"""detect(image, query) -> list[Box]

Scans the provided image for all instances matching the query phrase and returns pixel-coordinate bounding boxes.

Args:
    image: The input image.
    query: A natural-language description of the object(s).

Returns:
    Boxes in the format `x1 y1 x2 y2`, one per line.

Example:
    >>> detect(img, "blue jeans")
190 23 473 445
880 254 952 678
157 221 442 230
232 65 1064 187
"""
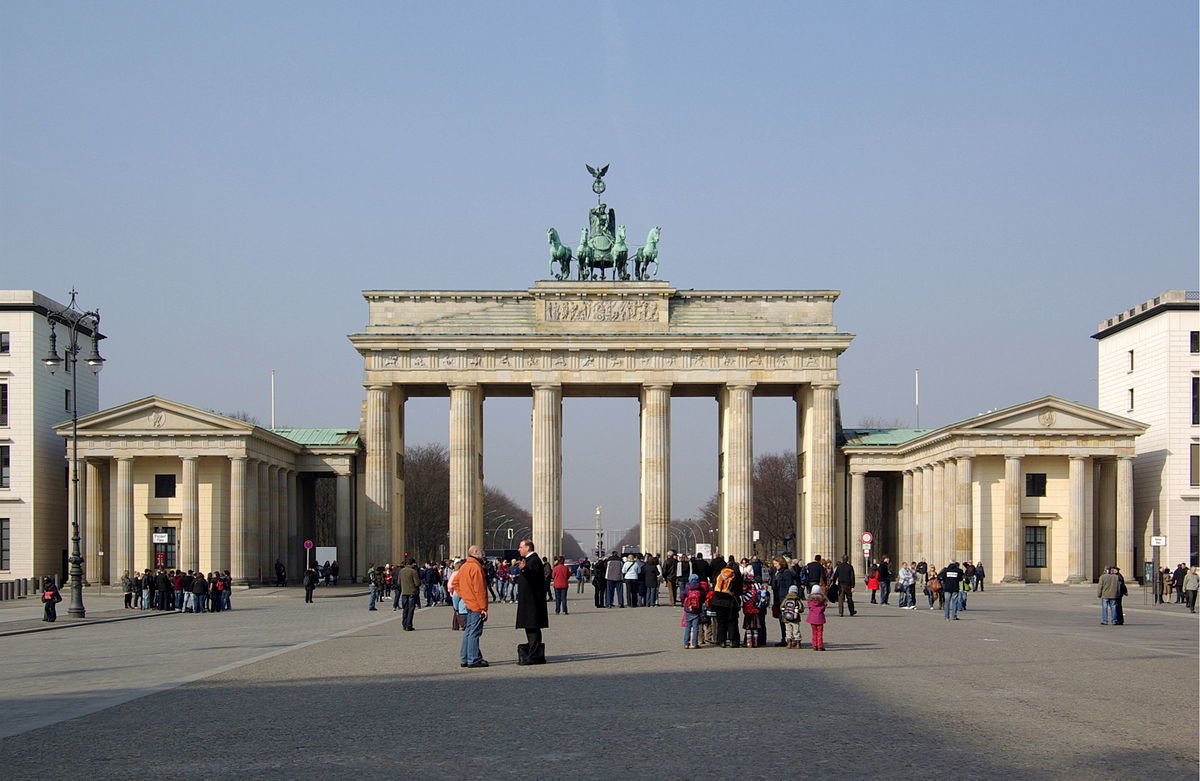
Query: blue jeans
944 591 960 619
460 610 484 664
554 587 568 614
683 613 701 646
1100 598 1117 624
606 580 624 607
879 582 891 604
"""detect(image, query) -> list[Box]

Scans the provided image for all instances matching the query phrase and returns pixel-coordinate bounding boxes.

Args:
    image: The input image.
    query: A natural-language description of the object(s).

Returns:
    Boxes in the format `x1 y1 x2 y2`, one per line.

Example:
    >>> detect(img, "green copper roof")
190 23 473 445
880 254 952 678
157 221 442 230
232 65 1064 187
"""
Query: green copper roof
270 428 360 447
842 428 933 446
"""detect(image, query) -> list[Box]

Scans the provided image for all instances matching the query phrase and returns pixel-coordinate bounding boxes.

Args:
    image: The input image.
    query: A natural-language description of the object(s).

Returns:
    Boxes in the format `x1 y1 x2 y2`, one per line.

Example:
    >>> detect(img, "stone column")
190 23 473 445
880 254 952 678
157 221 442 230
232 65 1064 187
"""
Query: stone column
363 383 392 568
930 461 945 567
85 459 105 583
955 457 973 564
640 384 671 558
336 470 353 573
257 461 270 579
901 469 914 562
1065 456 1089 584
114 457 134 577
230 456 250 583
1115 456 1134 575
1001 455 1024 583
449 384 483 557
921 465 934 565
275 466 288 581
180 456 199 573
720 383 754 559
849 469 867 567
1096 459 1117 573
532 383 564 559
809 382 838 559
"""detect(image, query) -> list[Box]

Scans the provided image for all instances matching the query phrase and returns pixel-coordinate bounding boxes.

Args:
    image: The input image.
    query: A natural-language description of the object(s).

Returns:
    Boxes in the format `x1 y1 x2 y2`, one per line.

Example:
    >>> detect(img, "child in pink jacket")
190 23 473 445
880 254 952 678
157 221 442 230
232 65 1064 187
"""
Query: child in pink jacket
806 585 828 650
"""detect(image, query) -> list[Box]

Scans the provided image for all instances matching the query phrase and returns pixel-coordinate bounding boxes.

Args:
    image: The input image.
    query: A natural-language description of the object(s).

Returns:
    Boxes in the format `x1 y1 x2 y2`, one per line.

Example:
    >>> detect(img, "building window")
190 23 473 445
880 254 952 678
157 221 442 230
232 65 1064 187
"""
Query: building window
1024 526 1047 568
1191 443 1199 487
1191 331 1199 354
1128 388 1134 410
0 383 7 426
0 518 8 569
154 474 177 498
1025 473 1047 497
0 446 8 488
0 332 8 354
1127 350 1134 371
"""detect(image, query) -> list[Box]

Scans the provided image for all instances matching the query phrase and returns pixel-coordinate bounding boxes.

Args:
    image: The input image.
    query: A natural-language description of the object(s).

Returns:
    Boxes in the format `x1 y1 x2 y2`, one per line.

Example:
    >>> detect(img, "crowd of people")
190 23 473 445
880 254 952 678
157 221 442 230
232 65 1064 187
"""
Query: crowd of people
117 568 234 613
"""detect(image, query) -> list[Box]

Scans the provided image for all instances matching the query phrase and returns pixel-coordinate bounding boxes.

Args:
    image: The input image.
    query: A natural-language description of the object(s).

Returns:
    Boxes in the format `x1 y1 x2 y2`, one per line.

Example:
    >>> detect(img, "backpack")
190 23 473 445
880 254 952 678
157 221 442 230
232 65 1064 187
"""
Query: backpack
682 588 704 614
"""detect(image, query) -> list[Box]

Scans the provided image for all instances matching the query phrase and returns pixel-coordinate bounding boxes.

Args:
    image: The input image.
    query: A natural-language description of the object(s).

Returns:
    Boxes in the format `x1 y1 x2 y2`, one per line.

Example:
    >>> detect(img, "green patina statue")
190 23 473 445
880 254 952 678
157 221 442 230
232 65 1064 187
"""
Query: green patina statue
547 165 661 281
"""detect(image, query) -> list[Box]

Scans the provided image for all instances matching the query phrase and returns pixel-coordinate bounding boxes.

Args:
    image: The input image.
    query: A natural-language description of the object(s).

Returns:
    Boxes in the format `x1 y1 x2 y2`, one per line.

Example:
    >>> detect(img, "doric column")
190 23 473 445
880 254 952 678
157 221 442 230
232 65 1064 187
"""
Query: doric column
809 382 838 559
275 466 288 580
930 461 946 567
640 384 671 558
449 384 483 557
1115 456 1134 575
230 456 250 583
901 469 914 562
257 461 270 578
849 469 867 567
921 465 934 565
286 470 300 577
85 459 105 583
532 383 564 559
1001 455 1024 582
955 457 973 564
363 383 393 567
335 470 353 573
1065 456 1089 584
720 383 754 559
180 455 199 573
114 457 134 577
1096 459 1117 573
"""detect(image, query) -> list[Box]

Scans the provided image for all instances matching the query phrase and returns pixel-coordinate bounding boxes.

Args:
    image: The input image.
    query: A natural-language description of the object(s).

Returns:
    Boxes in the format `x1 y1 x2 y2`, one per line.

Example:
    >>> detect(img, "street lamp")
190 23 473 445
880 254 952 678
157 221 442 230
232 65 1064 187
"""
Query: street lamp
43 290 105 619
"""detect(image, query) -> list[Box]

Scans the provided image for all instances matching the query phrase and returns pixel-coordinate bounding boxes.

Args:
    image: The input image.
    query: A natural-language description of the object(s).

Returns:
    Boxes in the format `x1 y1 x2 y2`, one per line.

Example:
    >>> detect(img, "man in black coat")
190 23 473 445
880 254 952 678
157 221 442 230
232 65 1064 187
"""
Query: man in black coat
515 539 549 664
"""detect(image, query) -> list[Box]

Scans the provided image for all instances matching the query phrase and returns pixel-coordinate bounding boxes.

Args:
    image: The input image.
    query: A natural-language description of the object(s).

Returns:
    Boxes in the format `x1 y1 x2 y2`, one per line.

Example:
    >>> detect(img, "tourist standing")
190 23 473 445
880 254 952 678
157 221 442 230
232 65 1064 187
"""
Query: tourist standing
515 539 549 664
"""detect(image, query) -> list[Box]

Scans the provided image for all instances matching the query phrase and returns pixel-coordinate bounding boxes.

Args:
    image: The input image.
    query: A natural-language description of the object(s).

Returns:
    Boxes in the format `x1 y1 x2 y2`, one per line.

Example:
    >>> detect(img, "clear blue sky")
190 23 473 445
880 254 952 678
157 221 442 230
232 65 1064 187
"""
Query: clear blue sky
3 2 1196 536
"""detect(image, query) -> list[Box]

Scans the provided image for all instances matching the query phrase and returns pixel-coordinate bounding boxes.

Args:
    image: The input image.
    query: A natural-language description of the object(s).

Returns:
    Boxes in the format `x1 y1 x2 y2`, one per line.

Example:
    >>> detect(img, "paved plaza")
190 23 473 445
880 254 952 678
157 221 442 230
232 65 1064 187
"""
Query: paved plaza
0 584 1195 779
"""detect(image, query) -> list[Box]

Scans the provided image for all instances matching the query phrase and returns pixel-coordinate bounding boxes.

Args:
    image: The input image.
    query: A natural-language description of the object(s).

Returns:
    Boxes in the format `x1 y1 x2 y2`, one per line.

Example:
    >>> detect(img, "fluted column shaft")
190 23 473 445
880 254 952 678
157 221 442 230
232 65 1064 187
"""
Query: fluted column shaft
364 383 392 567
850 470 867 567
1065 456 1089 583
114 457 134 576
1115 456 1134 576
230 456 250 582
85 460 105 583
335 471 353 572
1001 455 1024 582
640 384 671 558
181 456 199 573
449 384 483 557
809 382 838 559
900 470 914 562
532 384 564 559
720 384 754 559
955 457 973 564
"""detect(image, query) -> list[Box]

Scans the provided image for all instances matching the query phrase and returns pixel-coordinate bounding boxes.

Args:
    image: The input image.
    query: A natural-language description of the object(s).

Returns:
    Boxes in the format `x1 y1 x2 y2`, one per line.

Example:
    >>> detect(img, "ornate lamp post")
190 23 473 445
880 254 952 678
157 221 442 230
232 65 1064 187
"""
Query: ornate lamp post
42 290 105 619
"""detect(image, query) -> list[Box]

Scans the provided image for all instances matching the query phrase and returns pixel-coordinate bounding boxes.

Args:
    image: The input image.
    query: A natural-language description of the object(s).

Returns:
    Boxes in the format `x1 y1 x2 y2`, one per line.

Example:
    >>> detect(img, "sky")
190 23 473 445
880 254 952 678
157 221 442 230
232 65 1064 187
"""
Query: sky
3 2 1196 538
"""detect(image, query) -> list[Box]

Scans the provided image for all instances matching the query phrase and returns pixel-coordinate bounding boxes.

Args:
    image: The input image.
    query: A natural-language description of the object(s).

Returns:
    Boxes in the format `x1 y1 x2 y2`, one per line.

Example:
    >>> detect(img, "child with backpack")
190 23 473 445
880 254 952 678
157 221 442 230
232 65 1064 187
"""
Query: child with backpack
680 575 708 649
779 585 805 648
806 585 828 651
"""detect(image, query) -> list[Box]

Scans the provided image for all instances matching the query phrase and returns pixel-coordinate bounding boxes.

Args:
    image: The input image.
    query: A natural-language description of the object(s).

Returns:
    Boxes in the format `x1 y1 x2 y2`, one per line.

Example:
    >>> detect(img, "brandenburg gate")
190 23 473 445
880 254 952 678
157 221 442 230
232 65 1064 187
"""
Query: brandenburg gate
349 167 853 564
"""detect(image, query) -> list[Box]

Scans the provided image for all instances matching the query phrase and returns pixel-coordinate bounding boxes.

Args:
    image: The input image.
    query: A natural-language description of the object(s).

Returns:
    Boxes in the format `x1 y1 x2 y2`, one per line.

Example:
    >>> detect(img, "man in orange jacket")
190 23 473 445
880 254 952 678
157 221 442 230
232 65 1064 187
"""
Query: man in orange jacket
458 545 490 668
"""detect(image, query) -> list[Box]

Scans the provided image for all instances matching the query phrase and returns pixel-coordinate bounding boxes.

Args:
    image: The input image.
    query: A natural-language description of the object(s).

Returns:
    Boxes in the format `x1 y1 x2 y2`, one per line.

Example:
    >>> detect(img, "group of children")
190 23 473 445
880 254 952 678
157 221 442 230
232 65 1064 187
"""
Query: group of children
679 573 828 651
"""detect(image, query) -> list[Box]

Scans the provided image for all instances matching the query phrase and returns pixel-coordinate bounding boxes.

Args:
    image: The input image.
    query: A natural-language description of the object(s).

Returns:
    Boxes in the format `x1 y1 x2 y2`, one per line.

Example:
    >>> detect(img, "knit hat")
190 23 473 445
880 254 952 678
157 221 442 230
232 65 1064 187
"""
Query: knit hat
689 574 700 583
787 585 799 595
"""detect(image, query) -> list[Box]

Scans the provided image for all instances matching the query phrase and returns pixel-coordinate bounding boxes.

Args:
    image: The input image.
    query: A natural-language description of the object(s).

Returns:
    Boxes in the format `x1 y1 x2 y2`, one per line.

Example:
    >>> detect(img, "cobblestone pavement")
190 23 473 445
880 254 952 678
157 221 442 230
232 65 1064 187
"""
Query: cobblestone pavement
0 585 1194 779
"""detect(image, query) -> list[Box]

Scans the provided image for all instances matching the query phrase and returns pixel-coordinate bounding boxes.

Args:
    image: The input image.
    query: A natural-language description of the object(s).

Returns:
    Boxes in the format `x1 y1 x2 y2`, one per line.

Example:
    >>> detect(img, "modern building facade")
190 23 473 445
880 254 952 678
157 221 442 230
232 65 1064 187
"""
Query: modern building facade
0 291 100 581
1093 289 1200 568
